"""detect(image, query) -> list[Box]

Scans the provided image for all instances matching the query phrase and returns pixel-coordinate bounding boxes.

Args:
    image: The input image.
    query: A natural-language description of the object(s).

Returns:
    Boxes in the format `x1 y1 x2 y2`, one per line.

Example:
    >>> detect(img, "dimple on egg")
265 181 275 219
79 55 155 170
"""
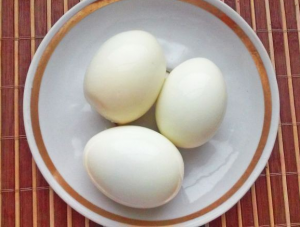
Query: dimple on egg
156 58 227 148
84 126 184 208
84 30 166 124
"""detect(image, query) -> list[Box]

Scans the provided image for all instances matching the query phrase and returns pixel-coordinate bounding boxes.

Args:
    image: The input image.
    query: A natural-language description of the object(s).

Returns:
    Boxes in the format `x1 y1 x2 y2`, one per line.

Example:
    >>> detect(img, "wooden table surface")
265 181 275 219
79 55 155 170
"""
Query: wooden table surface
1 0 300 226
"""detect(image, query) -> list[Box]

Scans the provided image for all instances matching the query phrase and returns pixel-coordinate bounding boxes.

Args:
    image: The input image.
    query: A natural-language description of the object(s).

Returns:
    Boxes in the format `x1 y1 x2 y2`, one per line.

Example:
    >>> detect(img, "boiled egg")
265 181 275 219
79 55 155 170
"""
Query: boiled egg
156 58 227 148
84 126 184 208
84 31 166 124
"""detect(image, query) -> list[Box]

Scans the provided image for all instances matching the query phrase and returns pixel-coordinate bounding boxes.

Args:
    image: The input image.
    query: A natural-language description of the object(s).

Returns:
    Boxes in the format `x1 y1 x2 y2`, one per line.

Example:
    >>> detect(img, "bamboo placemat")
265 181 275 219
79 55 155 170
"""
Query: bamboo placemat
1 0 299 226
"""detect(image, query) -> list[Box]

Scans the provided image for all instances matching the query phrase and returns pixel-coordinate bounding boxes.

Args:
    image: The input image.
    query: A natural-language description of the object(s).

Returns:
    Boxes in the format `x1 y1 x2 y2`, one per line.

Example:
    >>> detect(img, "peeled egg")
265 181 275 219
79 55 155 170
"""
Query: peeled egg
156 58 227 148
84 31 166 124
84 126 184 208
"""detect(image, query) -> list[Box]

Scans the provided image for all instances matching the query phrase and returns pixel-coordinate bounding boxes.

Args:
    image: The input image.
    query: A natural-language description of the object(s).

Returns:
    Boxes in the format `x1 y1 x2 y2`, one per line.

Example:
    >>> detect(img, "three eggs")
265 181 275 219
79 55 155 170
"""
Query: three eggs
84 30 227 208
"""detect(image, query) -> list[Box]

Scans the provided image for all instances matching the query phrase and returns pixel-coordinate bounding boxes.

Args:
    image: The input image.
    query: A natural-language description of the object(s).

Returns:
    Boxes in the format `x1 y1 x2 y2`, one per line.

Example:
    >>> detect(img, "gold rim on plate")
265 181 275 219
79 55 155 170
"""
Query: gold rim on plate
30 0 272 225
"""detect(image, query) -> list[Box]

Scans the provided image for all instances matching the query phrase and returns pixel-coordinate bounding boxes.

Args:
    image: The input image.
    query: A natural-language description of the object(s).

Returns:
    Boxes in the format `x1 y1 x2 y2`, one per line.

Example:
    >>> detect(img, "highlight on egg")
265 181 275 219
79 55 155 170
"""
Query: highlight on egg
156 58 227 148
84 30 166 124
84 126 184 208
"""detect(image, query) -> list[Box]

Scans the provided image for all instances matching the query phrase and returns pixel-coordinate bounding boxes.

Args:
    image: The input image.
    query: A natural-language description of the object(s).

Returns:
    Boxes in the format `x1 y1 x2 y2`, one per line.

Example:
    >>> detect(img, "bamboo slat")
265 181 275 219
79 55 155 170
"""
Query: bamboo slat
0 0 2 225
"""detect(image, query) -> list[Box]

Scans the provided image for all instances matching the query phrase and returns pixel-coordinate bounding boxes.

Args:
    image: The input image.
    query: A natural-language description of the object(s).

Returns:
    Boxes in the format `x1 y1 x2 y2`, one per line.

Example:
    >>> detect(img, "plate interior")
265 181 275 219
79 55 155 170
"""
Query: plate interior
38 0 264 220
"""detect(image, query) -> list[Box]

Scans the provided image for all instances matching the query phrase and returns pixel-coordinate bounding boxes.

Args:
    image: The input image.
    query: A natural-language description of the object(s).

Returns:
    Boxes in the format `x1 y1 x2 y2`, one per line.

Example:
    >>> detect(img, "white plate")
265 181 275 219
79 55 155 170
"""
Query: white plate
24 0 279 226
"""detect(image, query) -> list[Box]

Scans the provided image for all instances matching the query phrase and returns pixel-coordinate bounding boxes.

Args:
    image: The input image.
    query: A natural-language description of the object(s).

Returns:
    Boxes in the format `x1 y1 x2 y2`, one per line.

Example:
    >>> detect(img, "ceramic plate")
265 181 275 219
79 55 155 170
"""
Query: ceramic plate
24 0 279 226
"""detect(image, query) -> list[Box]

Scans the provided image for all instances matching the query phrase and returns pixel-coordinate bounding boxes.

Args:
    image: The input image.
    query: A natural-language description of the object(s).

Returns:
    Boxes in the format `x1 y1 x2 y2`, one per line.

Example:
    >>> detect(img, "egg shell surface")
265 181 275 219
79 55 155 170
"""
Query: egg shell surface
156 58 227 148
84 30 166 124
84 126 184 208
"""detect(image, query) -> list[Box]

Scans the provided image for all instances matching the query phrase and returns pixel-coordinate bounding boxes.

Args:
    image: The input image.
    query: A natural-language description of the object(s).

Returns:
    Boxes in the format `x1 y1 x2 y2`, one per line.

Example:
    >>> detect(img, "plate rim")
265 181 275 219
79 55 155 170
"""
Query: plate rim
23 0 280 226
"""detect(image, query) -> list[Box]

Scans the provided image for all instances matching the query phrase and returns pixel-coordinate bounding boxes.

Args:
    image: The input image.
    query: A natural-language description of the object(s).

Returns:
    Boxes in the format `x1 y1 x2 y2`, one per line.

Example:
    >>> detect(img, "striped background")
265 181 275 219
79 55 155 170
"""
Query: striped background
1 0 300 226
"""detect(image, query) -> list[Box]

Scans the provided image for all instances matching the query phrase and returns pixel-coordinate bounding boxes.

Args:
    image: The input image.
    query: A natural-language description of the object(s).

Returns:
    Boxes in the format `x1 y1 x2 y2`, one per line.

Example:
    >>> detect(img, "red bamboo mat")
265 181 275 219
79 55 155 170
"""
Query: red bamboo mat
1 0 300 226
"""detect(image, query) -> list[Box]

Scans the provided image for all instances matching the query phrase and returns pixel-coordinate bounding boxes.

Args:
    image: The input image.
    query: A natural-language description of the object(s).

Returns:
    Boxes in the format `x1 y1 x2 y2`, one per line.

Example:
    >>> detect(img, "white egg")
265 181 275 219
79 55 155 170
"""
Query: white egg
156 58 227 148
84 31 166 124
84 126 184 208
